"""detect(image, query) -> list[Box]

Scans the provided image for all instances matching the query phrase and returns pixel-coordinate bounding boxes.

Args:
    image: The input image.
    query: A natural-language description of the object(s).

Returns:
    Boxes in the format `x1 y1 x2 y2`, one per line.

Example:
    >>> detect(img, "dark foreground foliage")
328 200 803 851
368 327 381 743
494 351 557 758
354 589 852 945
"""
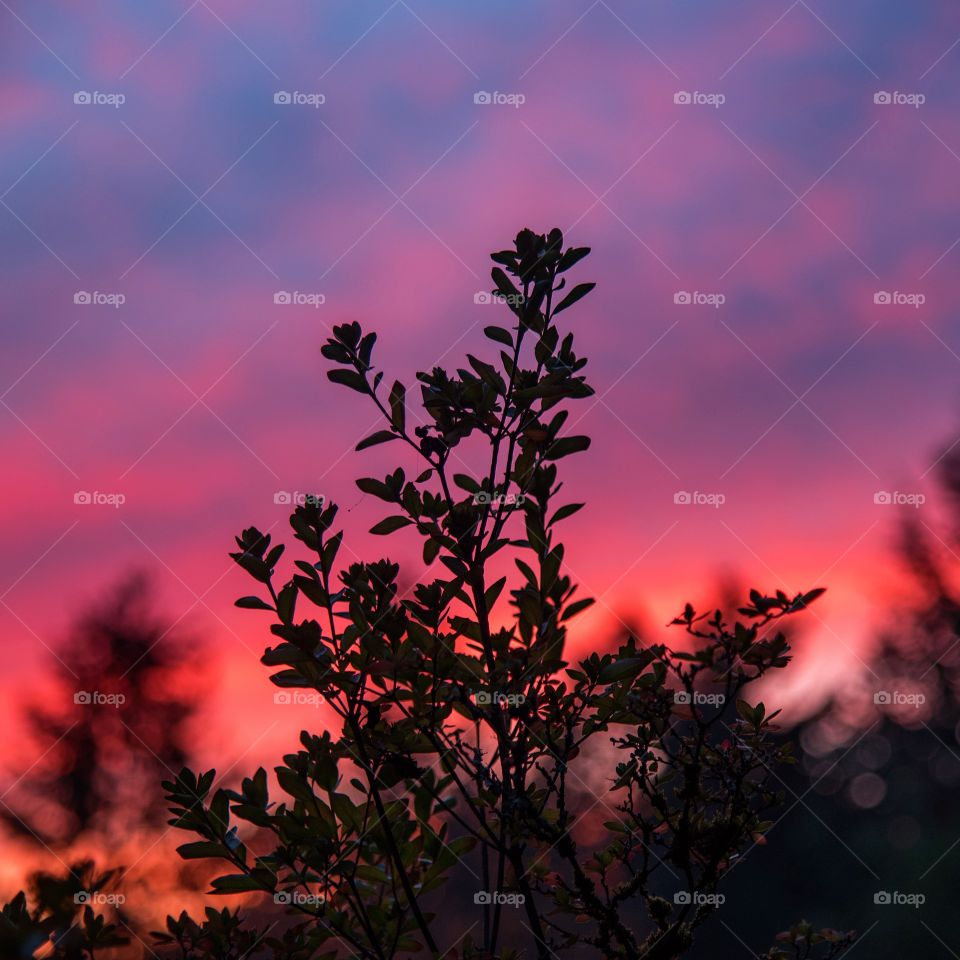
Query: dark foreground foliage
1 231 854 960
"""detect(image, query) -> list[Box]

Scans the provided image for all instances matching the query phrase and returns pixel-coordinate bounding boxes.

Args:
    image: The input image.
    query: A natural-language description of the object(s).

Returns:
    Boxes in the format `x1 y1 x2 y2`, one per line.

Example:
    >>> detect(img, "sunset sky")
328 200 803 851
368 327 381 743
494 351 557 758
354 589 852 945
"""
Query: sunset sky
3 0 960 779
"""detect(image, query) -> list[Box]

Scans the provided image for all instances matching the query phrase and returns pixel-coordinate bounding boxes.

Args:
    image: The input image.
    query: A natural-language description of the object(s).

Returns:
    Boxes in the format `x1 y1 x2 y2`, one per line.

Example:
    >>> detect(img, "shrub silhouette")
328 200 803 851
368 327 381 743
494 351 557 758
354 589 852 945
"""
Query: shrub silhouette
0 231 854 959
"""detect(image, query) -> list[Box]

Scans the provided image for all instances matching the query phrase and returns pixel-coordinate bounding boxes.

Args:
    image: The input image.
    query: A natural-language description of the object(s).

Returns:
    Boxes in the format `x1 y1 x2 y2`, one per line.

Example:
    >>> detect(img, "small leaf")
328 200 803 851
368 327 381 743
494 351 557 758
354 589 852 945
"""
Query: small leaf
177 841 228 860
356 430 398 451
177 840 228 860
235 596 273 611
327 369 369 393
545 436 591 460
796 587 826 608
209 875 263 895
553 282 595 315
314 755 338 791
276 767 315 803
550 503 584 525
423 538 441 565
484 325 513 346
320 530 343 576
736 699 755 723
389 381 406 433
492 267 521 303
356 477 394 501
484 576 507 609
454 474 480 493
370 516 413 535
276 582 297 624
561 597 594 621
558 246 590 272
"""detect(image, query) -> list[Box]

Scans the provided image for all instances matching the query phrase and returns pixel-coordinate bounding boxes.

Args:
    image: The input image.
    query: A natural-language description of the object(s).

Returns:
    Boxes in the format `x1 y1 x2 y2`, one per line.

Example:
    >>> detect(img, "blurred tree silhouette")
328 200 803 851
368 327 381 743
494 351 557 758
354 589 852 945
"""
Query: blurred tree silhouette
689 442 960 959
2 572 203 846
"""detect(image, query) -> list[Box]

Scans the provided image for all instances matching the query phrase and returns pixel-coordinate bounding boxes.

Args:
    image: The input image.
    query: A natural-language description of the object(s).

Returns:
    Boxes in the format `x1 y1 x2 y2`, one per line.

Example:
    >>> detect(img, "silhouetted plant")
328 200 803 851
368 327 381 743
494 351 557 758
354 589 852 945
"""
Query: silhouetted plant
1 231 854 959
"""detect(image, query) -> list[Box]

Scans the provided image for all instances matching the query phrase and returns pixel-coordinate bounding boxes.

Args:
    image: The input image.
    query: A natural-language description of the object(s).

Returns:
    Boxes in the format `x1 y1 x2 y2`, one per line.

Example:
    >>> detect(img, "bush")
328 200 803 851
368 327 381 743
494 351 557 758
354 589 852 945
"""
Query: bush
2 230 854 960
